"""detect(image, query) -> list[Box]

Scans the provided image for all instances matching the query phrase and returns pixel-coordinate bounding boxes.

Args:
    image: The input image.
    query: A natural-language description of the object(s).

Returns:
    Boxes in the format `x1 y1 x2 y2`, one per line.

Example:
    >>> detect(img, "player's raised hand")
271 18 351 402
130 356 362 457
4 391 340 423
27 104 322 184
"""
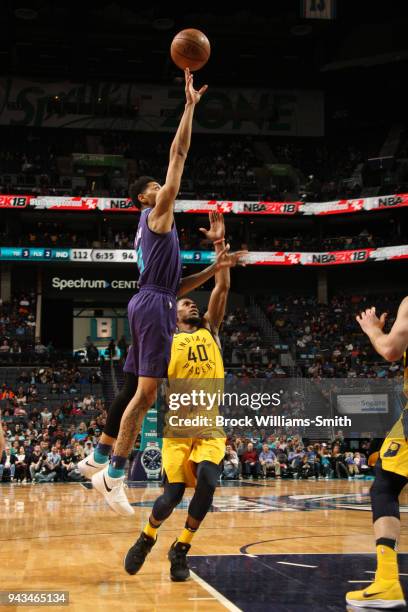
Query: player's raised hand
215 244 248 269
199 212 225 242
185 67 208 105
356 306 387 335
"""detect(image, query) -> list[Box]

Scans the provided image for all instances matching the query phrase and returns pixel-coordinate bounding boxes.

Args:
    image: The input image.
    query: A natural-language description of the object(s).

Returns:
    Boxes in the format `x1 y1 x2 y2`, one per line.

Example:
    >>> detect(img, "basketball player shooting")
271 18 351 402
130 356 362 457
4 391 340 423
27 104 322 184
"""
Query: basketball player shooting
88 70 246 516
346 297 408 609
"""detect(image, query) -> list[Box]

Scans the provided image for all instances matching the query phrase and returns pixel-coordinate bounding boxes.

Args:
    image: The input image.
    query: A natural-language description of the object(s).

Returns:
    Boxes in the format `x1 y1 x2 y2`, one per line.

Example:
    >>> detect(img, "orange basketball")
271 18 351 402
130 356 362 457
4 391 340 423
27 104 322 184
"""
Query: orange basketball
170 29 211 71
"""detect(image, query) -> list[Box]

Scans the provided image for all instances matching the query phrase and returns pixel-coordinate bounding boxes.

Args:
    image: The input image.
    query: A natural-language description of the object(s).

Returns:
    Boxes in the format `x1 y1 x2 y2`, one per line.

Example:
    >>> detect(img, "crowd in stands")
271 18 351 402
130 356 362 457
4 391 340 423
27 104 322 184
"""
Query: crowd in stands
2 218 405 253
0 291 405 484
2 125 408 200
221 432 372 481
0 363 105 483
263 294 405 379
0 293 37 357
247 225 405 253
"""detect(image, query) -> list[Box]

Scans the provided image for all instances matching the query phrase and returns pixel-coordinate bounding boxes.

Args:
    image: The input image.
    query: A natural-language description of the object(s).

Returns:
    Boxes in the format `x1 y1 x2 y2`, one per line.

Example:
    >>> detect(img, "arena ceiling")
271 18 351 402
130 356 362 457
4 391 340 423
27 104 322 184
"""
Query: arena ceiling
0 1 406 87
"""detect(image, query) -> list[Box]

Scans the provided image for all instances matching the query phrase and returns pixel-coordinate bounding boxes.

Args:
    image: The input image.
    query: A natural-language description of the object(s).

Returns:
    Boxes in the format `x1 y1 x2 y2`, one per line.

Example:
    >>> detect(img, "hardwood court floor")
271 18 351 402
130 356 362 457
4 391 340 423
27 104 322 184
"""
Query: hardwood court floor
1 479 408 611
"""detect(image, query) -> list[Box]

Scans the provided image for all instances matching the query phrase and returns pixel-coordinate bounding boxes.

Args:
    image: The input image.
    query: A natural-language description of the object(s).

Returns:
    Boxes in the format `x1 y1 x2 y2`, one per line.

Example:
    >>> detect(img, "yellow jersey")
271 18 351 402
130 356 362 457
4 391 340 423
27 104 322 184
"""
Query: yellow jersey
168 327 224 380
165 326 225 438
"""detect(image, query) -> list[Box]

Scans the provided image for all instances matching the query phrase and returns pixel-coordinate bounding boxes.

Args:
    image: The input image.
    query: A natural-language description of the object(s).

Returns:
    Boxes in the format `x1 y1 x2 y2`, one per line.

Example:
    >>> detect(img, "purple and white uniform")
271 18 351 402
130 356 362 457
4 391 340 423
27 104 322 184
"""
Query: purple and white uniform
124 208 181 377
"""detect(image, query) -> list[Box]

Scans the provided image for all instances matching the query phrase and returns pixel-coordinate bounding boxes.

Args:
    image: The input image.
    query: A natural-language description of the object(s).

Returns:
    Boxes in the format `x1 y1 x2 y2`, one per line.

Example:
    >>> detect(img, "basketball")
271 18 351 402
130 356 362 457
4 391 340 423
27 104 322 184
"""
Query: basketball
170 29 211 71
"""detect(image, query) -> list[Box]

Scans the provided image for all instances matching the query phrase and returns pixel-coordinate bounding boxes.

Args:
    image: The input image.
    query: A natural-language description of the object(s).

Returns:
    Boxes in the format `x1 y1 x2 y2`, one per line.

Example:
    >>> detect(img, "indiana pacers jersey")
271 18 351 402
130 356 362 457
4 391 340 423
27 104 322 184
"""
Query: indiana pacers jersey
380 352 408 476
165 326 225 439
168 327 224 380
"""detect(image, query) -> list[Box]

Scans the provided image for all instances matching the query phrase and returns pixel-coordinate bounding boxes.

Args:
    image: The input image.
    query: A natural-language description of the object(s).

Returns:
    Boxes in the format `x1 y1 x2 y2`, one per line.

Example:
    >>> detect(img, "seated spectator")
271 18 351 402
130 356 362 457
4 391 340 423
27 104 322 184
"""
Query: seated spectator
288 446 305 474
15 387 27 405
354 451 368 474
1 385 15 400
14 445 28 483
0 446 16 481
28 445 43 481
60 447 81 482
241 442 260 479
34 445 61 482
40 406 52 424
233 437 245 461
299 455 313 479
50 382 60 395
0 340 11 354
82 394 95 411
276 449 290 478
222 444 239 480
332 445 348 479
320 446 332 478
345 451 359 477
306 444 321 479
258 443 280 478
83 440 93 457
72 423 88 443
74 444 85 460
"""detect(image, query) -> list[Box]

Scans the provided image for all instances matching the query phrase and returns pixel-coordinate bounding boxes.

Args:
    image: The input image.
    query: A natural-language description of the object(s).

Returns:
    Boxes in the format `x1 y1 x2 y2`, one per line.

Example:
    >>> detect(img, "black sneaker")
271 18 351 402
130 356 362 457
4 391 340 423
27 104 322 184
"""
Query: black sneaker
168 540 191 582
124 532 156 575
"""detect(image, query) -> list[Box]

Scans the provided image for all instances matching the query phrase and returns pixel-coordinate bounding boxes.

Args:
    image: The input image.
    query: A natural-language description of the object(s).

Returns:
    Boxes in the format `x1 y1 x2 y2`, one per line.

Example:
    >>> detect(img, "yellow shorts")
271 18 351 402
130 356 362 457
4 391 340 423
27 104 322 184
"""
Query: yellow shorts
162 437 226 488
380 414 408 477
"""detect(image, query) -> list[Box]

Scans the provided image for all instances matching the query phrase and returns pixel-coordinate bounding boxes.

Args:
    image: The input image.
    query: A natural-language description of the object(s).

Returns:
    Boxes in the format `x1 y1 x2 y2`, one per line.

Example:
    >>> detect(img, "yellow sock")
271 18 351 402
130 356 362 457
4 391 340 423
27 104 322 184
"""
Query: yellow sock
143 521 158 540
177 527 196 545
376 544 398 581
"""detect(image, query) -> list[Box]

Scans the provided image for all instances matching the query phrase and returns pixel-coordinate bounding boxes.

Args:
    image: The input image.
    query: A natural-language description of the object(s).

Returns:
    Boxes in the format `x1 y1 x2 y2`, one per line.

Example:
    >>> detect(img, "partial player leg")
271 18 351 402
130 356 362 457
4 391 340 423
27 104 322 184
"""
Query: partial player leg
92 376 158 516
346 461 407 608
78 372 138 479
168 460 221 582
124 479 186 575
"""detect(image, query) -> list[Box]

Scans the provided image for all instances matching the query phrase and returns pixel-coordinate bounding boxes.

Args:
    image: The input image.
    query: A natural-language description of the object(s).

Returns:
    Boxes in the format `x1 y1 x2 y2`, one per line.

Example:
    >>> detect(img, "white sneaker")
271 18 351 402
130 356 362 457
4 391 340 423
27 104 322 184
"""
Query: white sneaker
92 466 134 516
78 452 107 480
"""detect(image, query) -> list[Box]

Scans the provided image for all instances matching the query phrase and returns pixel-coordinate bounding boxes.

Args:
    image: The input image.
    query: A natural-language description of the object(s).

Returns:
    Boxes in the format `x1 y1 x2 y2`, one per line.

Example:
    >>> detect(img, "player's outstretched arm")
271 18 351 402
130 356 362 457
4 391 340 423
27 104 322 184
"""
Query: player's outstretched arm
356 296 408 361
177 242 247 298
201 213 231 334
149 68 208 234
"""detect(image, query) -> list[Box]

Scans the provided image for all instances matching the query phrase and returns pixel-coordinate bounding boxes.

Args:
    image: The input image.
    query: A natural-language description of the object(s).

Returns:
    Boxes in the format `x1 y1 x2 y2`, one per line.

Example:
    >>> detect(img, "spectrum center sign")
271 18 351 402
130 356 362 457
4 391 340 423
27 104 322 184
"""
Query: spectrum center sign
49 275 138 292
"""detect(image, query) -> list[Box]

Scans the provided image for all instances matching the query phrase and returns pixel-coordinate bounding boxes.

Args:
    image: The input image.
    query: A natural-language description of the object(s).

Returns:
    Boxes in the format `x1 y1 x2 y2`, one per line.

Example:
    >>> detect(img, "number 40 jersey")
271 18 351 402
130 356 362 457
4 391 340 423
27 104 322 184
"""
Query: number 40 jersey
168 327 224 380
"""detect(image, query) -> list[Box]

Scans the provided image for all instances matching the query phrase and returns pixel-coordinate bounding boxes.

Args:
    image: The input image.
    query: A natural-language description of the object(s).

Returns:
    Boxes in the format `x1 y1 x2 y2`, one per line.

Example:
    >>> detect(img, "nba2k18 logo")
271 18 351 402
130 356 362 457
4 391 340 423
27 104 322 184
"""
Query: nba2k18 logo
242 202 298 214
0 196 28 208
311 251 369 264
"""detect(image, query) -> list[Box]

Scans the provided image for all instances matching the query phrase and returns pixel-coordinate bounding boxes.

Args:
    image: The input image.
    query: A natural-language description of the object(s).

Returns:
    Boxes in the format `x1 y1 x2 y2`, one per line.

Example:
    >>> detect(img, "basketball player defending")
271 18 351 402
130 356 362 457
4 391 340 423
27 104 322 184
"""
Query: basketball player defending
124 211 229 581
346 297 408 609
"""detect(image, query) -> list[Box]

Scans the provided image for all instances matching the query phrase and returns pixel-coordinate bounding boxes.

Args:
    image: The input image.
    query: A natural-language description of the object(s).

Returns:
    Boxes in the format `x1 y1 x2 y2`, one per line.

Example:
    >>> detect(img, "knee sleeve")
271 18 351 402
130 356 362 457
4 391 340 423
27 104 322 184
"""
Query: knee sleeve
103 372 138 438
152 481 185 522
370 460 408 523
188 461 221 521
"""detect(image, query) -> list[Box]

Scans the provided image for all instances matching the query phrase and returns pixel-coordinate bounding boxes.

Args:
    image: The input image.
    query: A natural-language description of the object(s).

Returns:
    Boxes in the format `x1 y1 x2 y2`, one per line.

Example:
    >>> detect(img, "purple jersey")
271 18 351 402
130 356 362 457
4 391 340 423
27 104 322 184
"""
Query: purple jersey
135 208 181 295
